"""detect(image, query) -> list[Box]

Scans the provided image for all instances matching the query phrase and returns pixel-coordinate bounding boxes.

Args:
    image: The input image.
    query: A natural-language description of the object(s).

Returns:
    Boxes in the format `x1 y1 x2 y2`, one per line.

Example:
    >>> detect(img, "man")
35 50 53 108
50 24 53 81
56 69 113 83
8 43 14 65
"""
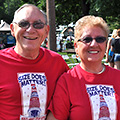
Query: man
0 4 69 119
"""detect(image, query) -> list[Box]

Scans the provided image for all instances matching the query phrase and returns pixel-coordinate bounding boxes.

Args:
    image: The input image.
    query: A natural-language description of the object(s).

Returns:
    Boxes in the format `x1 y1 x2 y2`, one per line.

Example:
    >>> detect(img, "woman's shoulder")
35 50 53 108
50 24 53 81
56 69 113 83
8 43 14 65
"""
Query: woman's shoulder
59 64 80 79
106 65 120 74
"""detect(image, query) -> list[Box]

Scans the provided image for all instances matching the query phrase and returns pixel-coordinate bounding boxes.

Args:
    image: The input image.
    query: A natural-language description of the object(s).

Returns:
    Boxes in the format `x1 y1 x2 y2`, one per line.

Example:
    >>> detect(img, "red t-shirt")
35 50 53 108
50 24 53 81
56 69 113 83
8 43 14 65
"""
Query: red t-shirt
0 47 69 119
48 64 120 120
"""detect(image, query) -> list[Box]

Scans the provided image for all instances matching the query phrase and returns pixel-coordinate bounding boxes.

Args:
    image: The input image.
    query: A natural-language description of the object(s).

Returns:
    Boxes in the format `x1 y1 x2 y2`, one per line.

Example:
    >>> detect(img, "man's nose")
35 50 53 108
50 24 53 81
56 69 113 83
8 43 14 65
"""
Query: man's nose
26 24 35 32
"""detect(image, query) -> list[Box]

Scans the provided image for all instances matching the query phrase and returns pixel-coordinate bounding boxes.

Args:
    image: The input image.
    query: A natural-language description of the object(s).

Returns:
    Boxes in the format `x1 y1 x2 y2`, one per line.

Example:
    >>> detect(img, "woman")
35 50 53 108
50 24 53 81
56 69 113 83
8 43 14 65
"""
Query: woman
106 29 117 67
111 29 120 70
47 15 120 120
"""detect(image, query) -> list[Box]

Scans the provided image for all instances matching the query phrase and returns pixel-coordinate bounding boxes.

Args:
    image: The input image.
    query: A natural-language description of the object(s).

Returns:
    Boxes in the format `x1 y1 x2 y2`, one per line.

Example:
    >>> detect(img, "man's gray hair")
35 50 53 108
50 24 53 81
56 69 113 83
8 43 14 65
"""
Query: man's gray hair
13 3 47 24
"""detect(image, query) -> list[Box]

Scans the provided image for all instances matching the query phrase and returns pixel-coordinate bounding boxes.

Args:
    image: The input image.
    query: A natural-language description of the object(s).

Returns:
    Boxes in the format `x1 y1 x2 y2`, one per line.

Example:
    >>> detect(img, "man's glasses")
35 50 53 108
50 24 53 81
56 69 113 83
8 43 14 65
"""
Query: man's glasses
13 20 46 29
77 36 106 43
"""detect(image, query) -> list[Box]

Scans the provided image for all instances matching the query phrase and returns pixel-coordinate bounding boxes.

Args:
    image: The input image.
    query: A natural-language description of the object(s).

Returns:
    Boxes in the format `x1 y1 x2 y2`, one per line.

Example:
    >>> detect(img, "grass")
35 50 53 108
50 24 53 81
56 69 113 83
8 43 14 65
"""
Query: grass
57 52 108 68
57 52 80 68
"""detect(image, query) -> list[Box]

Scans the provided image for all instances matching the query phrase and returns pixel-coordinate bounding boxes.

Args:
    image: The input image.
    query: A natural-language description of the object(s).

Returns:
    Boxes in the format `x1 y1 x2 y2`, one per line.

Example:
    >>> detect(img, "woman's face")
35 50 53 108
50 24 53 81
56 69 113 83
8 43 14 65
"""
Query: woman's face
75 26 107 63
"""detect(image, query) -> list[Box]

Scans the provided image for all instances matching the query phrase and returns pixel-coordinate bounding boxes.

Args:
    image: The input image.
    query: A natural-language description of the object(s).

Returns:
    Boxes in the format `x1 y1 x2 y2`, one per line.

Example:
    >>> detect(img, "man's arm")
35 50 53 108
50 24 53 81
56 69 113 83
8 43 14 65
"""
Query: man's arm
46 111 57 120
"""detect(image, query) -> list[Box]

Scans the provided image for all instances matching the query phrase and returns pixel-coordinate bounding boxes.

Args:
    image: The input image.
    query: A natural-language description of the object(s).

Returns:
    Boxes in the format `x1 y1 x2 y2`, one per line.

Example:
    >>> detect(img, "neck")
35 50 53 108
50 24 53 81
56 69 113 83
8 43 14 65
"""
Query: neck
97 65 105 74
80 62 105 74
14 46 39 60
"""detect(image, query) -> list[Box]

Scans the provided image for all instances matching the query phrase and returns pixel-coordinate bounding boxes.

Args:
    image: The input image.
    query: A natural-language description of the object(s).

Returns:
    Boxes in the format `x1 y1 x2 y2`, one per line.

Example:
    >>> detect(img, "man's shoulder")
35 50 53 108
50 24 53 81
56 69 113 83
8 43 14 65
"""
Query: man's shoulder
40 47 62 58
0 47 13 55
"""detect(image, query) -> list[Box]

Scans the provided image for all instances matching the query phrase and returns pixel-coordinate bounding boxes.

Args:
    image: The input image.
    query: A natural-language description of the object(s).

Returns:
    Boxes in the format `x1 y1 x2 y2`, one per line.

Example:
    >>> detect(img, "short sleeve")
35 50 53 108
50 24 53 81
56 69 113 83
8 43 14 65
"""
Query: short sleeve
48 74 70 120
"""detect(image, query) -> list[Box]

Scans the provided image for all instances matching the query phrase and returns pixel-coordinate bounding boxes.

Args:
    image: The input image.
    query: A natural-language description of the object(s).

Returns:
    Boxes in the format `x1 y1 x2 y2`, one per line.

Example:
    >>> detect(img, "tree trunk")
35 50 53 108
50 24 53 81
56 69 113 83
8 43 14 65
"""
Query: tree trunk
46 0 56 51
81 0 90 16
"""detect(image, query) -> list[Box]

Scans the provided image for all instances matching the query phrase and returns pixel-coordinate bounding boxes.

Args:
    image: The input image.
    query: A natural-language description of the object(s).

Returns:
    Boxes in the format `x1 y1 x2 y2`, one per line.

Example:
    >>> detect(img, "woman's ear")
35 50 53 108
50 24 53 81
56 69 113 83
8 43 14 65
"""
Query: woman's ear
74 42 77 48
74 42 79 58
74 42 78 50
74 42 78 53
10 23 15 37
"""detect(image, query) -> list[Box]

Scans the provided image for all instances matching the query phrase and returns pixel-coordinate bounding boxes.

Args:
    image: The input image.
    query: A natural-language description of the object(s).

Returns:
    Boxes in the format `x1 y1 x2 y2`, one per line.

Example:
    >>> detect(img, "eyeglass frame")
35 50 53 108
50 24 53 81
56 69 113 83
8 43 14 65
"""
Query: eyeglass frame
13 19 47 29
77 36 107 44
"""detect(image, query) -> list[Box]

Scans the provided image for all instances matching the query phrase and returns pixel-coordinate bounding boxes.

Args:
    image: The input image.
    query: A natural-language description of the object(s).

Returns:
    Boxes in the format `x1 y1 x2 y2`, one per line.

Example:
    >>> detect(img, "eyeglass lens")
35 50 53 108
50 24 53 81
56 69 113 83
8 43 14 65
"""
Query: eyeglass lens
78 37 106 43
17 20 45 29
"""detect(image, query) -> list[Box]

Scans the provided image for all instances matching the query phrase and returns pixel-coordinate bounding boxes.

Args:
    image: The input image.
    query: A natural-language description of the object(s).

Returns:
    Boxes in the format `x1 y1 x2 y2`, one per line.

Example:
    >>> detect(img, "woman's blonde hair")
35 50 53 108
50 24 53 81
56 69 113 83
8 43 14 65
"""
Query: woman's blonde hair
111 29 117 38
74 15 109 43
117 29 120 37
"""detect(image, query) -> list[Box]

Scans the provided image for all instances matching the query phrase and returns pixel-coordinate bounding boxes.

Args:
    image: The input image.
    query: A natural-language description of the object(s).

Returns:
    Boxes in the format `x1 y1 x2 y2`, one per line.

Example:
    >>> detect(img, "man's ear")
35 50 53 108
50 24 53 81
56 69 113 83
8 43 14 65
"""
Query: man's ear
10 23 15 37
45 25 50 36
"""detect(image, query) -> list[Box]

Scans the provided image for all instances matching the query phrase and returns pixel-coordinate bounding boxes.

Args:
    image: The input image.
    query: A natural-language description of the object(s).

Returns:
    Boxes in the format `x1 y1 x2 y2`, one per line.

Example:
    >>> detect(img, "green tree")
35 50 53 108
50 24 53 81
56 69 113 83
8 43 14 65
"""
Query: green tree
1 0 120 32
88 0 120 31
55 0 120 31
0 0 46 24
55 0 83 26
3 0 23 23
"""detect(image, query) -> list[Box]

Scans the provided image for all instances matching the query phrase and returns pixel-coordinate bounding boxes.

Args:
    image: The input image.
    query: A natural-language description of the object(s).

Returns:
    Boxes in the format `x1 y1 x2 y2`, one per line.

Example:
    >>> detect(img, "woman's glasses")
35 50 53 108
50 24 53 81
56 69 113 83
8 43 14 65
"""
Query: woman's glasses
14 20 46 29
77 36 106 43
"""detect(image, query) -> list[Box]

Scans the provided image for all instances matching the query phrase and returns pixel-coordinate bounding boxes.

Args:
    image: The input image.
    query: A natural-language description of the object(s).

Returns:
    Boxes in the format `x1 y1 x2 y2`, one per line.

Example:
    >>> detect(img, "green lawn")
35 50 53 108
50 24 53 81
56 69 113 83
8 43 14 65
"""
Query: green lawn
57 52 108 69
57 52 80 68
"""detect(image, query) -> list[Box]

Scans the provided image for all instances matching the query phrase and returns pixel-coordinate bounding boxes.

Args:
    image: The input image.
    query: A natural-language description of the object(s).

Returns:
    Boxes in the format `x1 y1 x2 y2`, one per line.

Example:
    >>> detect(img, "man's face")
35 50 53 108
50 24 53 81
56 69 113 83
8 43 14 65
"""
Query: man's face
10 6 49 52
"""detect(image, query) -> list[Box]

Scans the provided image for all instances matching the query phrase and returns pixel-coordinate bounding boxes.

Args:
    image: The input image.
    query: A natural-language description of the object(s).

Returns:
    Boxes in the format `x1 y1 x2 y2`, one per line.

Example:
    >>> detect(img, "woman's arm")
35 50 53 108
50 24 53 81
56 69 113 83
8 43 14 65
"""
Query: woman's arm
106 38 112 62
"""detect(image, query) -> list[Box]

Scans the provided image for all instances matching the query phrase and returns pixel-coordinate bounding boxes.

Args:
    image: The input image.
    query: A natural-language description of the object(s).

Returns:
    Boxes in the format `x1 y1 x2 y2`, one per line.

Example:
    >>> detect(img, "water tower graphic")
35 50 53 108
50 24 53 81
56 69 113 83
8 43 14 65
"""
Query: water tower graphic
98 94 111 120
28 84 41 117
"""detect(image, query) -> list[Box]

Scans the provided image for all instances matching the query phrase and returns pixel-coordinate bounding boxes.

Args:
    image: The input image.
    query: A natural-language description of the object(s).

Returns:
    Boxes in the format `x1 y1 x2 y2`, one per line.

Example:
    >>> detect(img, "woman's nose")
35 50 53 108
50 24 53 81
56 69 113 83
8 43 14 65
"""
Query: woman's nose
89 39 98 46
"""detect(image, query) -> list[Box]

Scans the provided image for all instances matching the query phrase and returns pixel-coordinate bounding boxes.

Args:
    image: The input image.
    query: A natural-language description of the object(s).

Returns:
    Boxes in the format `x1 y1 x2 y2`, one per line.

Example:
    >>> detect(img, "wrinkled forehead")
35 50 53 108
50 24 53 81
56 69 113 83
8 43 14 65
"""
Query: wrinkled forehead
82 26 106 37
14 6 45 22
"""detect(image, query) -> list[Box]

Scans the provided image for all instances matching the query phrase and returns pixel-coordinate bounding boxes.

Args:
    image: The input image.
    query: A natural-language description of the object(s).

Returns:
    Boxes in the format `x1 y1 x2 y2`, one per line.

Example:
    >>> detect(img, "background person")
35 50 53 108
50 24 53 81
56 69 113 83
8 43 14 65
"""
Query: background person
47 15 120 120
106 29 117 67
111 29 120 70
0 40 5 49
0 4 69 119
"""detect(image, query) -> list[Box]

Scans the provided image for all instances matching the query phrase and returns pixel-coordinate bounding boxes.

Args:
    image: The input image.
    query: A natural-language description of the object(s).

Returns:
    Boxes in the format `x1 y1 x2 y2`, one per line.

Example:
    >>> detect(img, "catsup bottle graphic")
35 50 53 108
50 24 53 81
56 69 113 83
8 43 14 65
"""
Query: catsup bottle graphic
28 84 41 117
98 94 111 120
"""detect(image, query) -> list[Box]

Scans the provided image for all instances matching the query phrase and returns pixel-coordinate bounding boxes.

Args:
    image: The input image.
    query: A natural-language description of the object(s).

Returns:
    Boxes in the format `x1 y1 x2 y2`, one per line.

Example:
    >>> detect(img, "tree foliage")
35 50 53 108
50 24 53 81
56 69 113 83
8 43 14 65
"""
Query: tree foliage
55 0 83 26
0 0 46 24
88 0 120 31
0 0 120 31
